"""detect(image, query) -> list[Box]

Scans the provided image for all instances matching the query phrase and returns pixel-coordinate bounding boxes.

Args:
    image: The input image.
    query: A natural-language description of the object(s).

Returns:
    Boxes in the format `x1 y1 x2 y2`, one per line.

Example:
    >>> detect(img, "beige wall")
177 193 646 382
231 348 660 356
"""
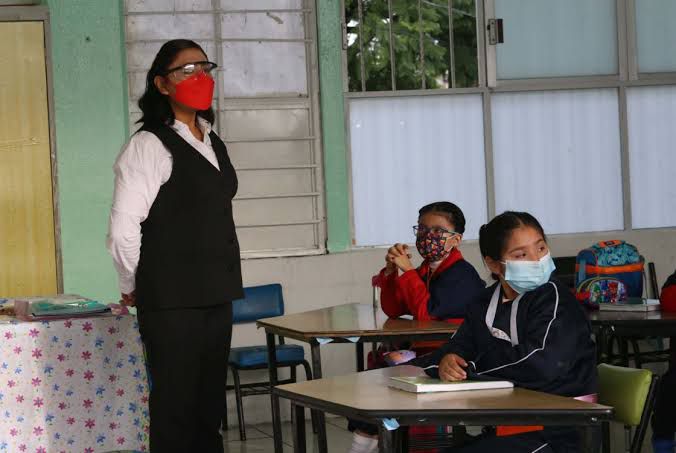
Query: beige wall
227 228 676 424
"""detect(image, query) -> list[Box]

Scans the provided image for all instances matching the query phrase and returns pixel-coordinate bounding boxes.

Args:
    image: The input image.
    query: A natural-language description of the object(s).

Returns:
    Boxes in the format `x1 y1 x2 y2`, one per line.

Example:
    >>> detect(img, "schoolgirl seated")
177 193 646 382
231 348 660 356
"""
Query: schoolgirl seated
414 211 598 453
348 201 484 453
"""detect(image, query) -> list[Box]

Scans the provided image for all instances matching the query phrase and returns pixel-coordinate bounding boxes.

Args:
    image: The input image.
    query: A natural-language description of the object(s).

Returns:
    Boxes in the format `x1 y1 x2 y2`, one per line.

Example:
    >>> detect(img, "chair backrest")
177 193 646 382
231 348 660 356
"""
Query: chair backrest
232 284 284 324
552 256 577 291
597 363 659 453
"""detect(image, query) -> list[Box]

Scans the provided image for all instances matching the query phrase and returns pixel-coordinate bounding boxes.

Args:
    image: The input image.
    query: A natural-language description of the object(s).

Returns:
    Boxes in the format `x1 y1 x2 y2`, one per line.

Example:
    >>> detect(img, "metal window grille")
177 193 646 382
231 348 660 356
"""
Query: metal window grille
123 0 326 258
344 0 479 92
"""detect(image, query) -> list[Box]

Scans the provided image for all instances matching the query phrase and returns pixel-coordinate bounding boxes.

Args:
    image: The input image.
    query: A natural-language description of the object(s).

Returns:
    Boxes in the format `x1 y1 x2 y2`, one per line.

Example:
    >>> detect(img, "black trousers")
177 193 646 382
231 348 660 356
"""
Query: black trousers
138 303 233 453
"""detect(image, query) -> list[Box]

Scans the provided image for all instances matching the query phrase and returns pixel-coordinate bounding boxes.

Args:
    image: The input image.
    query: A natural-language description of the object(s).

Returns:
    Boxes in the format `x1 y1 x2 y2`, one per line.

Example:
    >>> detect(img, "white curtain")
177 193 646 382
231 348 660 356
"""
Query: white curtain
627 86 676 229
349 94 487 246
491 89 623 234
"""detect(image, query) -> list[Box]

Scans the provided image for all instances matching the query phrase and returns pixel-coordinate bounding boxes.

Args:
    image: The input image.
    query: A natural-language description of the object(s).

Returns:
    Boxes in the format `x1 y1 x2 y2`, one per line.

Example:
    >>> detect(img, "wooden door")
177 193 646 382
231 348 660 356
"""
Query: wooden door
0 21 57 296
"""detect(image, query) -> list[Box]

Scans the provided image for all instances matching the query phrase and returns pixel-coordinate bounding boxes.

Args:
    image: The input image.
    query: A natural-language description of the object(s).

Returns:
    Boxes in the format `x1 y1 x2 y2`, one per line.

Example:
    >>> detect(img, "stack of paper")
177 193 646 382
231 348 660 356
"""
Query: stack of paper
11 295 111 321
389 375 514 393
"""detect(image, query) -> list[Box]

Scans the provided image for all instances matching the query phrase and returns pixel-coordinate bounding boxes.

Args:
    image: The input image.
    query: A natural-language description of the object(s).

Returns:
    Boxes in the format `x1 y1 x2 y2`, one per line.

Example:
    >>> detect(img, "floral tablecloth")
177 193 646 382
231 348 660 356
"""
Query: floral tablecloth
0 315 149 452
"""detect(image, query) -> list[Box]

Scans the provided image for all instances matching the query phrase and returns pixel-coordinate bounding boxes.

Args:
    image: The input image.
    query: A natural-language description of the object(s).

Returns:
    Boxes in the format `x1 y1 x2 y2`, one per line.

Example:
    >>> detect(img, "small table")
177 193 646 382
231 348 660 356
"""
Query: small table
588 310 676 366
0 315 150 453
274 366 613 453
257 303 459 453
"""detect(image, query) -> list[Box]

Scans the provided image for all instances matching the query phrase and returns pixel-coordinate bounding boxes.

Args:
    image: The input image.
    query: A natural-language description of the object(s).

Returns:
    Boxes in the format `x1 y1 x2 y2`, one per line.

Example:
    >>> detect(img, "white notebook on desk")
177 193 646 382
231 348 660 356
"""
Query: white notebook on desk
389 376 513 393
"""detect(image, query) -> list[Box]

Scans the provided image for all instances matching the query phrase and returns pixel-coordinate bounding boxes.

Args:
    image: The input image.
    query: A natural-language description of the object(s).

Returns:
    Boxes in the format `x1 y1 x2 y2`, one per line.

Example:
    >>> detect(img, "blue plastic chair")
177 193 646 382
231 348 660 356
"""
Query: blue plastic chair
223 284 312 440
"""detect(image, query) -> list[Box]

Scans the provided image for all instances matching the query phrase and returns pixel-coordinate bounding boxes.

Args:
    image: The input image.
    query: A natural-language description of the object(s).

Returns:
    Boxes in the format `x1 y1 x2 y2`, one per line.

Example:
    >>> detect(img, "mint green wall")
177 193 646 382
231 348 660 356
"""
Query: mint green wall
44 0 128 301
317 0 352 252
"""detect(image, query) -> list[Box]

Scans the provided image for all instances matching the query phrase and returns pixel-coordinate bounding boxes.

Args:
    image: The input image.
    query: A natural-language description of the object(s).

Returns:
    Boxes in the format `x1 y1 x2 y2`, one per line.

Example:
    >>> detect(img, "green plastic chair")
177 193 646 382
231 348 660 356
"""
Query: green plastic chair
597 363 660 453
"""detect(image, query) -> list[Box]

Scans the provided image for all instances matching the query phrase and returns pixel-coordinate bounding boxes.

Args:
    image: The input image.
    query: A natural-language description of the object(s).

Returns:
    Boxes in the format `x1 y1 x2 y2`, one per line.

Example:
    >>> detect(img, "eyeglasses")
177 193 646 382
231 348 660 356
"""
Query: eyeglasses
413 225 457 237
165 61 218 81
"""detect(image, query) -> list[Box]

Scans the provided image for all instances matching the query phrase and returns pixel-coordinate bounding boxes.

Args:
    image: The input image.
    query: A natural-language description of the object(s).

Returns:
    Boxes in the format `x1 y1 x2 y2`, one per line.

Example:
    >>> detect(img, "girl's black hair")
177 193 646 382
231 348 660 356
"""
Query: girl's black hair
418 201 466 234
137 39 215 127
479 211 547 261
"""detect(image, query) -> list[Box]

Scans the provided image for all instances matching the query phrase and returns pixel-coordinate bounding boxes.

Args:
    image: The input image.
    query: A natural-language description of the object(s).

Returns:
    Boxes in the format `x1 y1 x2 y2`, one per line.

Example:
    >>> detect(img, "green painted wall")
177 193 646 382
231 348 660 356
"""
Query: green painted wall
44 0 128 301
317 0 352 252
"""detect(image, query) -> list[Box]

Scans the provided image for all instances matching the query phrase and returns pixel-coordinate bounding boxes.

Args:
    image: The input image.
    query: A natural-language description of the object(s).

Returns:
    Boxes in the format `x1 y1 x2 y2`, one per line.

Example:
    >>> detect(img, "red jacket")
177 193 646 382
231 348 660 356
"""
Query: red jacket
374 248 484 352
375 247 464 323
661 270 676 312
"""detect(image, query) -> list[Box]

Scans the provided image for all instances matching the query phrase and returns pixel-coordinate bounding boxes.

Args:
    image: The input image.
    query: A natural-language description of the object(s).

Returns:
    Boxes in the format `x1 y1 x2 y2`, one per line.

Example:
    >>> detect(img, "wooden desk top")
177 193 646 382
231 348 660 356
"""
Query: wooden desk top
274 366 612 418
256 303 458 339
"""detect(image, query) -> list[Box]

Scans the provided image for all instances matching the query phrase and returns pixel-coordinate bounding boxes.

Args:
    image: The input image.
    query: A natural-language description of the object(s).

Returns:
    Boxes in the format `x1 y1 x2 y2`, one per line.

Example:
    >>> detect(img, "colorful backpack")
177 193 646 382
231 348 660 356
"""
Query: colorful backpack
575 240 644 308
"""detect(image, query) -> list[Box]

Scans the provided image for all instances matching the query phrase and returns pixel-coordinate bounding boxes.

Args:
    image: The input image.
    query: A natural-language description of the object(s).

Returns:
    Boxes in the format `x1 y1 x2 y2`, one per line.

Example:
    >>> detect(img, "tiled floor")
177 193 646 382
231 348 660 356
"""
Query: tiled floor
222 418 354 453
221 417 661 453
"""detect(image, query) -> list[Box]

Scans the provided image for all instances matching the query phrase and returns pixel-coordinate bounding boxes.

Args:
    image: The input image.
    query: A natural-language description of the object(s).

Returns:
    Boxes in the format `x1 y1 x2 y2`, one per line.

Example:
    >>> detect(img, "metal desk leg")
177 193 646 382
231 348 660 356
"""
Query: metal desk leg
356 342 365 372
580 425 600 453
292 402 306 453
453 425 467 445
601 421 611 453
378 424 395 453
266 332 283 453
594 326 605 363
310 342 328 453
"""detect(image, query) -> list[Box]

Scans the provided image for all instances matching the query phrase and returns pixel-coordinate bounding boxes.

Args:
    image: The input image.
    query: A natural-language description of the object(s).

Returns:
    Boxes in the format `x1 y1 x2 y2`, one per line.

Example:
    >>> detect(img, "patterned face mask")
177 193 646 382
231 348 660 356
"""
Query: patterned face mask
414 225 457 262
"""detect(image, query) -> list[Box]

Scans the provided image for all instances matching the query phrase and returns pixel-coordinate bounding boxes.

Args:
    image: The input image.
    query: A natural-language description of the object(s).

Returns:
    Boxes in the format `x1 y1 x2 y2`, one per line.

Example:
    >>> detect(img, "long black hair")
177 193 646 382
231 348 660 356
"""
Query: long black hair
137 39 215 127
479 211 546 261
418 201 466 234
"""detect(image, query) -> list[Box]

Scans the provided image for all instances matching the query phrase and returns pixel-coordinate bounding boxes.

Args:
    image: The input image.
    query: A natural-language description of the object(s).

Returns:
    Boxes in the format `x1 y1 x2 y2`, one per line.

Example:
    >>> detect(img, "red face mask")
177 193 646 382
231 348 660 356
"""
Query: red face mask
171 72 214 111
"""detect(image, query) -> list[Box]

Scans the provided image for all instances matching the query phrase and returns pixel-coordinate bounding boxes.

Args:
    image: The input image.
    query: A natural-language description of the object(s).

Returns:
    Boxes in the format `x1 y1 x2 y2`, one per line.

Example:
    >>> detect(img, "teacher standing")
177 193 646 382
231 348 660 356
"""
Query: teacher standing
107 39 242 452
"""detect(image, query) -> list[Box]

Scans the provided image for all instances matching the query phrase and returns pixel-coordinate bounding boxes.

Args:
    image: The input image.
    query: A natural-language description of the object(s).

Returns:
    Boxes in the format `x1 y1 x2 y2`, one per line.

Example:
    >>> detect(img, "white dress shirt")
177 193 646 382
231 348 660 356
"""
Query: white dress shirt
106 118 219 294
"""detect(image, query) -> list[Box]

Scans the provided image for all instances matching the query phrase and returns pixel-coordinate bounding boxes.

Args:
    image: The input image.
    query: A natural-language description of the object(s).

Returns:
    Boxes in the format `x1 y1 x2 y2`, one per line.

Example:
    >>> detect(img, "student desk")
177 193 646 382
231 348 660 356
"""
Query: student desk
274 366 612 453
257 303 459 453
588 310 676 366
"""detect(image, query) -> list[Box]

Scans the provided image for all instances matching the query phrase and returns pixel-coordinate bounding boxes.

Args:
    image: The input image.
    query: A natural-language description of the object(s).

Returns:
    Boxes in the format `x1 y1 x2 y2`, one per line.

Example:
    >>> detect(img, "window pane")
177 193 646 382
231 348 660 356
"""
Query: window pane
221 42 307 96
345 0 363 92
627 86 676 229
495 0 617 79
492 89 623 234
221 0 302 9
345 0 478 91
452 0 478 88
221 12 305 40
349 94 487 245
421 0 450 89
392 0 422 90
635 0 676 73
126 0 212 12
362 0 393 91
126 14 214 41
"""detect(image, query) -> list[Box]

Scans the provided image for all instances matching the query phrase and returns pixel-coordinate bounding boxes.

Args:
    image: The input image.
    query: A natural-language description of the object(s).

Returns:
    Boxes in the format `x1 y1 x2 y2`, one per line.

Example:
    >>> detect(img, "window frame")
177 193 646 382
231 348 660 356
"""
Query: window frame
342 0 676 249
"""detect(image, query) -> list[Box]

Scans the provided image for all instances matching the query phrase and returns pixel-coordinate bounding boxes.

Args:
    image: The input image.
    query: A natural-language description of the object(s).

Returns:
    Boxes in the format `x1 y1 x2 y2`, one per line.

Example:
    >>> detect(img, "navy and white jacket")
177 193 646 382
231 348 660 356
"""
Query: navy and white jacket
414 278 597 397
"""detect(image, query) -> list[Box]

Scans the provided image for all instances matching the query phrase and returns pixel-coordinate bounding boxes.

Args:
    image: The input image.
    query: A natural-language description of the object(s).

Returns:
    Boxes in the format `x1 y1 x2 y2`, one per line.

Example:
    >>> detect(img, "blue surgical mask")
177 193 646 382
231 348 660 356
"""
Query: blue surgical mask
501 252 556 294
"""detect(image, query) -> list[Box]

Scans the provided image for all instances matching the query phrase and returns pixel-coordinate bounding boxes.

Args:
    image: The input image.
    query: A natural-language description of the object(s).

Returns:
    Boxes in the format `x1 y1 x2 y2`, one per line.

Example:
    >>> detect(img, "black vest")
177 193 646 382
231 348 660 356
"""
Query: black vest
135 123 243 310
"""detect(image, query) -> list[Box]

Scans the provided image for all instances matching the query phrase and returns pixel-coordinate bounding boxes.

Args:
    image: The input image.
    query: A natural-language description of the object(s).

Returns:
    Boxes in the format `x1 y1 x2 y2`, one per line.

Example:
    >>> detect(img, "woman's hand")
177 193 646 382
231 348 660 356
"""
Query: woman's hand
439 353 468 381
120 291 136 307
386 243 415 272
